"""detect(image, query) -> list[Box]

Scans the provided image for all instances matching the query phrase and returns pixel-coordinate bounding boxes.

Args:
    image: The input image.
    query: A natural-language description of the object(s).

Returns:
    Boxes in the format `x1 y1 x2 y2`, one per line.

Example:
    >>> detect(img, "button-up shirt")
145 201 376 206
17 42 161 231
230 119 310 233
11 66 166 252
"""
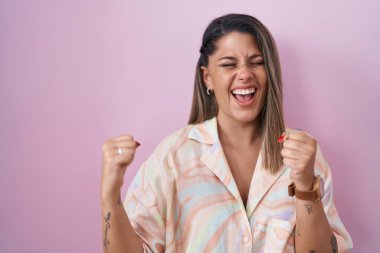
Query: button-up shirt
124 117 353 252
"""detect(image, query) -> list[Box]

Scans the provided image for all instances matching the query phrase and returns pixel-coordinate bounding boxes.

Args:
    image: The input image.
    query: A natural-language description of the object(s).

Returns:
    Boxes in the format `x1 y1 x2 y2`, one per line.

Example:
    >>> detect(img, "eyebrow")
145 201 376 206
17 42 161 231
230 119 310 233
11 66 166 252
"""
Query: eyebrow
217 54 263 61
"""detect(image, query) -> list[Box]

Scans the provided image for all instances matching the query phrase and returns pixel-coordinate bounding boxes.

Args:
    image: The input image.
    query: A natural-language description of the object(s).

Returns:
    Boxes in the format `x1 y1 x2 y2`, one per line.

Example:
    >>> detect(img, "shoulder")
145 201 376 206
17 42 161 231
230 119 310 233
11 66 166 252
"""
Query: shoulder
128 124 194 196
152 124 194 156
144 122 203 169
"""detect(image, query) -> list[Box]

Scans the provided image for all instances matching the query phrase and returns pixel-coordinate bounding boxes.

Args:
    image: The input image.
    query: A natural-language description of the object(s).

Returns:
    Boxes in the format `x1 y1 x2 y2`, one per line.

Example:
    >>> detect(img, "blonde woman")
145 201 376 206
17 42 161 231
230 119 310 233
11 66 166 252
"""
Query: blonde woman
101 13 353 253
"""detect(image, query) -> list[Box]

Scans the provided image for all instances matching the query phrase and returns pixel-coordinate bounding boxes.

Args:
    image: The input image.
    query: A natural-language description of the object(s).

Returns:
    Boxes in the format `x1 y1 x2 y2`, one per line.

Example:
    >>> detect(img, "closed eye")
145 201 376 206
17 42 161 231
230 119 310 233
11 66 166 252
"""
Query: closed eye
220 62 264 68
220 63 236 67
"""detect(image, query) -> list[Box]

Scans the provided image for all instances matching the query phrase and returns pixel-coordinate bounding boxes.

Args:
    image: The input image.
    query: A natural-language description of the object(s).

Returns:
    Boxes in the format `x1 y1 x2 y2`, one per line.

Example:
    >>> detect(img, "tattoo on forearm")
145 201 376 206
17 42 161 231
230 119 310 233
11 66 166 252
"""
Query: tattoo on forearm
304 204 313 215
331 234 338 253
103 212 111 248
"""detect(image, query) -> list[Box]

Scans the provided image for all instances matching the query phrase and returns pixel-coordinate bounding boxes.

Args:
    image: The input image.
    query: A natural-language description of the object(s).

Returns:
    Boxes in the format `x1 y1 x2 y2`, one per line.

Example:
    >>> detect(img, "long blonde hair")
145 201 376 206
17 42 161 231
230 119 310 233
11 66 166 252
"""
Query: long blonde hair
188 13 285 174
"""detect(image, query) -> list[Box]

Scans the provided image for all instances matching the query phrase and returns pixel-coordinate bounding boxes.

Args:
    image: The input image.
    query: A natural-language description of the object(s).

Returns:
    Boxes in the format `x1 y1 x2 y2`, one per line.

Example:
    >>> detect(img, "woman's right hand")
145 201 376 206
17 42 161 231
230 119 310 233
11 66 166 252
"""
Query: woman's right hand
101 135 140 202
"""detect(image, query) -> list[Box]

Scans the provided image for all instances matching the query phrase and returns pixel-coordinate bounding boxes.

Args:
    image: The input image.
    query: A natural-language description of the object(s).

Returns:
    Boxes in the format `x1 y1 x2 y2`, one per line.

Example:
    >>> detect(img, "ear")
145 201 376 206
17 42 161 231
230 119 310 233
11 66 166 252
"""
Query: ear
200 66 214 90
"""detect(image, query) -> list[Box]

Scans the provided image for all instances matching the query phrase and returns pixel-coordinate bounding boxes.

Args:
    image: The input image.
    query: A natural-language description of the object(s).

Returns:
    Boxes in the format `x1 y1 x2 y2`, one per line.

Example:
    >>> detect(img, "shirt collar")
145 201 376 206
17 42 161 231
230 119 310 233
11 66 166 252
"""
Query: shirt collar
188 116 289 217
187 116 219 145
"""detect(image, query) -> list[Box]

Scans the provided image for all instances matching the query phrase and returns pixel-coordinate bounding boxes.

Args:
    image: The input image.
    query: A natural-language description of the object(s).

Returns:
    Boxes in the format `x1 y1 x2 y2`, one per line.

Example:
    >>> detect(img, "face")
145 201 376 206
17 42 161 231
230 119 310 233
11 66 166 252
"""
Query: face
201 32 268 125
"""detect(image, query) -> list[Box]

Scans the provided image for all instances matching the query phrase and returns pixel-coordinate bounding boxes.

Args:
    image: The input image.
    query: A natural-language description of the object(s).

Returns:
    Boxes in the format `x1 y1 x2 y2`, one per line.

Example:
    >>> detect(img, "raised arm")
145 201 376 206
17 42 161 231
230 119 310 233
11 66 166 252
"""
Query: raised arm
101 135 144 253
279 130 351 252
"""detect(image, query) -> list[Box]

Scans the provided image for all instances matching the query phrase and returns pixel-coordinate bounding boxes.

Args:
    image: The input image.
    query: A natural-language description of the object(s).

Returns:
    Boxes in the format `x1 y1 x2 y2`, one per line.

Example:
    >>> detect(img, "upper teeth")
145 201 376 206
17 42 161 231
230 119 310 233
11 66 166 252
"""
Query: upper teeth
232 88 256 95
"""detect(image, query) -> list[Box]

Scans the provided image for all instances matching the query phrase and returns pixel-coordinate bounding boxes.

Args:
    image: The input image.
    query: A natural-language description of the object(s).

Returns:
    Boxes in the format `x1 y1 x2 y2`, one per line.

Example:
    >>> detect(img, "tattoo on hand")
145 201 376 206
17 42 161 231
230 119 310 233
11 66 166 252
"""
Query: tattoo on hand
331 234 338 253
103 212 111 249
305 204 313 215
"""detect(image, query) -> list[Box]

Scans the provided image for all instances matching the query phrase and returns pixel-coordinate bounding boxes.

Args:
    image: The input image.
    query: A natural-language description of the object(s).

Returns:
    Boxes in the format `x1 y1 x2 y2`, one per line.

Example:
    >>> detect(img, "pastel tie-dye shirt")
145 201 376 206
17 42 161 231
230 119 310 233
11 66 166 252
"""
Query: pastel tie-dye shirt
124 117 353 252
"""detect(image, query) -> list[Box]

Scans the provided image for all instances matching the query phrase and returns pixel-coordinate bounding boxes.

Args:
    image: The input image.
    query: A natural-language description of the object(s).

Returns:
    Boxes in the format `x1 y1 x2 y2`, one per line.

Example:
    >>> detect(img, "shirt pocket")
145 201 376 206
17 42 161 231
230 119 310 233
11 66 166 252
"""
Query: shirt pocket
264 217 296 252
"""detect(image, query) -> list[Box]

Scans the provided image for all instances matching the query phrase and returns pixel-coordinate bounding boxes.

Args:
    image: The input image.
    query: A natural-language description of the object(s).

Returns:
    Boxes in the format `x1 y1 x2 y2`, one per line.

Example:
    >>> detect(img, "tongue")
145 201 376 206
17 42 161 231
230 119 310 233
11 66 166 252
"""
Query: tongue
235 94 253 103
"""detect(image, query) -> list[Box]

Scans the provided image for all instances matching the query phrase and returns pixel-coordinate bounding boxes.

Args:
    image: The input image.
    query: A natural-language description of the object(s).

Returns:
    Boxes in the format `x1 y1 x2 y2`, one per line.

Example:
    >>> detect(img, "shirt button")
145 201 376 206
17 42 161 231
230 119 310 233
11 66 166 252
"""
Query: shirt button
243 236 250 243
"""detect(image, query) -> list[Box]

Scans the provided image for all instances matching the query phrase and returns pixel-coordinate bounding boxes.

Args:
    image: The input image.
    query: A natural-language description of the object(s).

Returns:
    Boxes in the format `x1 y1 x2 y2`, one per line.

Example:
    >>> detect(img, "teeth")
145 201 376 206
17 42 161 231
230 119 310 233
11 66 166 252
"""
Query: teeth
232 88 256 95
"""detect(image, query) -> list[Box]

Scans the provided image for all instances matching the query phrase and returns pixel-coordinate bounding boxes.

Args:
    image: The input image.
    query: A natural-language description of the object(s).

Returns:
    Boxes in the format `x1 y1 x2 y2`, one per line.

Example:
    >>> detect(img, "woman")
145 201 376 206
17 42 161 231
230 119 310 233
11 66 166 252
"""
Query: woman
101 13 353 252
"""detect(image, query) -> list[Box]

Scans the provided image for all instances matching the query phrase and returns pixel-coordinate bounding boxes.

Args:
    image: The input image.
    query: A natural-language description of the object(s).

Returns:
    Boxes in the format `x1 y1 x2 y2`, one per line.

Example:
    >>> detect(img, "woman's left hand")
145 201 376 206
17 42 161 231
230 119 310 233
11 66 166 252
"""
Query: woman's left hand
278 130 317 191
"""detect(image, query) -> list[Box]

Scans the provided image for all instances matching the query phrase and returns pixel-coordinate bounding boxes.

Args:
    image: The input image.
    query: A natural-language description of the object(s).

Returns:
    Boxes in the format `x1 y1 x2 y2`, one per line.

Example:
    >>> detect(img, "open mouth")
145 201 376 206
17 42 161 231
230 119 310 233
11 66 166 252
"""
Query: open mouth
231 88 256 105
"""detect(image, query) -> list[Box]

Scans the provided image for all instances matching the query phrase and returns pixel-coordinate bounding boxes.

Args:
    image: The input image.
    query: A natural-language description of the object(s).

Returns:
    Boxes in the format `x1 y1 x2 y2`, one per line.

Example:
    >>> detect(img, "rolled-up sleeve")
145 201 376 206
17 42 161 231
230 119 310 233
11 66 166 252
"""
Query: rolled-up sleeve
316 144 354 252
123 151 167 253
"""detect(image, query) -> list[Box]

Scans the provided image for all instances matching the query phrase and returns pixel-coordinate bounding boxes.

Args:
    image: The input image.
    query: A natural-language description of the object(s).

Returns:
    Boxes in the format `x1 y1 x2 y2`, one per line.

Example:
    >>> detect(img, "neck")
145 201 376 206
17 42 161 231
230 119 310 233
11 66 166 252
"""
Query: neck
217 114 262 150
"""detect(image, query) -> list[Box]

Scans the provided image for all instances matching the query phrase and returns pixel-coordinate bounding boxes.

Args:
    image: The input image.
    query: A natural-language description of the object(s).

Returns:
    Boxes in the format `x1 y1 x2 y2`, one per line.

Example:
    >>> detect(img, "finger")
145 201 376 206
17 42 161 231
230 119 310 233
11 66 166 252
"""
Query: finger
111 152 135 167
103 148 134 167
286 133 309 144
280 148 300 159
111 140 140 149
280 148 308 160
287 131 315 144
113 147 136 156
283 158 306 173
282 147 312 161
282 139 304 151
111 135 134 142
282 157 298 169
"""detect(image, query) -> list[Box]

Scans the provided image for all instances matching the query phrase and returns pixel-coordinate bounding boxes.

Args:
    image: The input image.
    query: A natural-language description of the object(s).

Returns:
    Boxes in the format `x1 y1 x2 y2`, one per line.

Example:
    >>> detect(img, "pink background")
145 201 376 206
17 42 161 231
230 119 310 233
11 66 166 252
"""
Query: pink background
1 0 379 252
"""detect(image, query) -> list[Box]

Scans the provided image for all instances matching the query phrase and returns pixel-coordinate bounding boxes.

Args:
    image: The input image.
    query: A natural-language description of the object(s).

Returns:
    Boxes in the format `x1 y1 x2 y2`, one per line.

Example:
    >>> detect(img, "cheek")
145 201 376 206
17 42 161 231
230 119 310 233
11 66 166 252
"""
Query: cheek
258 68 268 84
257 71 268 95
212 73 234 92
212 77 233 107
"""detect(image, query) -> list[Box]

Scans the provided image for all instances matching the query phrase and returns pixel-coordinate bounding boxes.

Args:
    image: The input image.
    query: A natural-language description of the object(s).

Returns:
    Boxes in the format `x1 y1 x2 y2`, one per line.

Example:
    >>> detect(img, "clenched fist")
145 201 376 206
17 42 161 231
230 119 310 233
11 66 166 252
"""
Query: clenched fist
101 135 140 202
278 130 317 191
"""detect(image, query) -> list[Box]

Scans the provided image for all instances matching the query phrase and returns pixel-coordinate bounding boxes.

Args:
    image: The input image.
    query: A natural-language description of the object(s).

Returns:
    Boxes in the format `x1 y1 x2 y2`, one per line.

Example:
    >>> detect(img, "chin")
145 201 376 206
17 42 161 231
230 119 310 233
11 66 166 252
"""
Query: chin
232 111 260 124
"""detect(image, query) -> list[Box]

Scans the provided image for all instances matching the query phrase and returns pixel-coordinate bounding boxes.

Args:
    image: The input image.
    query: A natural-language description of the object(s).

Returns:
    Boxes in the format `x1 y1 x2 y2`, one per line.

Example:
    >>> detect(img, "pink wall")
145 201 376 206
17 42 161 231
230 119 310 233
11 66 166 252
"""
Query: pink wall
1 0 378 252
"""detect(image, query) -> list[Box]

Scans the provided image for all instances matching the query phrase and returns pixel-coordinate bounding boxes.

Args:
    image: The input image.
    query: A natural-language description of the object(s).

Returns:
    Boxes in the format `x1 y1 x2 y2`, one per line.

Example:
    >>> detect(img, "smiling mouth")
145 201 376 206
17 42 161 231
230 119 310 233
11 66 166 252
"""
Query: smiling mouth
231 88 256 104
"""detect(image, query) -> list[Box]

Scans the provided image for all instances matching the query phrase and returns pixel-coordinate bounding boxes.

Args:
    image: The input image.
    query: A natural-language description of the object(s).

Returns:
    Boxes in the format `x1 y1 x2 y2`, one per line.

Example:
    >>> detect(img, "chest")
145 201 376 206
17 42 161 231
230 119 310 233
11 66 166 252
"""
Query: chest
170 161 296 252
223 147 260 207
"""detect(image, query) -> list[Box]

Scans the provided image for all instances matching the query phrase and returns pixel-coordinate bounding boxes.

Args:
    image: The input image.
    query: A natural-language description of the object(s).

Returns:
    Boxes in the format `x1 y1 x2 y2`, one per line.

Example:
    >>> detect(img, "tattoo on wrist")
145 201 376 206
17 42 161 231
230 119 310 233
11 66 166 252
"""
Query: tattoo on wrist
305 204 313 215
103 212 111 249
331 234 338 253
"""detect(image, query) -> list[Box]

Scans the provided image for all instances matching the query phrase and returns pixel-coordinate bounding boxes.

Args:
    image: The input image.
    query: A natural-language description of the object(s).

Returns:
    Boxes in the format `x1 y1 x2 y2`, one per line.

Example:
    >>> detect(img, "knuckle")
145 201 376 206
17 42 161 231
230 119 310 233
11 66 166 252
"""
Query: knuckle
124 135 133 140
309 137 317 145
127 153 135 162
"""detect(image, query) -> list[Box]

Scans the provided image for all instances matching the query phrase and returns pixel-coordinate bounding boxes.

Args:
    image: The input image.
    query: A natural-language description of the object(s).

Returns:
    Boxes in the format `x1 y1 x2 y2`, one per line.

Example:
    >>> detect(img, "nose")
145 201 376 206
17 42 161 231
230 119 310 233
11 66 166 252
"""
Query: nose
237 65 254 82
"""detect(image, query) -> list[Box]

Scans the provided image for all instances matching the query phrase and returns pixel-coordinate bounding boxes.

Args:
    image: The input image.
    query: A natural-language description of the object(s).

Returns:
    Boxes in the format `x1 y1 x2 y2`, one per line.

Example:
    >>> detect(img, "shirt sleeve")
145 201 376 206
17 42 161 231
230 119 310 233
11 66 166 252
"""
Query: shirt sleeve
123 148 169 253
315 144 354 252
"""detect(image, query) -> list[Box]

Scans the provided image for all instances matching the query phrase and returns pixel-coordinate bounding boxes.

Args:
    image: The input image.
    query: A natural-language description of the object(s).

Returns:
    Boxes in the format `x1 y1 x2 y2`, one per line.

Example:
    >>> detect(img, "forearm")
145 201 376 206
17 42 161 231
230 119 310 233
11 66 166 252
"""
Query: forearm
101 193 144 253
295 199 337 253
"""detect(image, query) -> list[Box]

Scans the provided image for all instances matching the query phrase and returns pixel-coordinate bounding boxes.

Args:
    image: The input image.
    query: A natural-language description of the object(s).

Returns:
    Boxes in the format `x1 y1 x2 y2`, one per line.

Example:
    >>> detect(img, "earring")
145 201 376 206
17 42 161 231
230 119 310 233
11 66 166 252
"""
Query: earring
207 87 213 95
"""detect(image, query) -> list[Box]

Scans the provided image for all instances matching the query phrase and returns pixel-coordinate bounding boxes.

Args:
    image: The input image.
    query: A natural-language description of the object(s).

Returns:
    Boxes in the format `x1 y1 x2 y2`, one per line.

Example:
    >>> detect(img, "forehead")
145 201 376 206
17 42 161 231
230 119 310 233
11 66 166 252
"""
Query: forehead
213 32 261 56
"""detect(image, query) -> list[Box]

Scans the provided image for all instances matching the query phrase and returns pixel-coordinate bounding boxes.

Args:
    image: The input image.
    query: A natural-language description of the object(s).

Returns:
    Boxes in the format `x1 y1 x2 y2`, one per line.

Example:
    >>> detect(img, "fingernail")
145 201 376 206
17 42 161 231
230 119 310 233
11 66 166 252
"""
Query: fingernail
277 134 285 143
135 141 141 147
